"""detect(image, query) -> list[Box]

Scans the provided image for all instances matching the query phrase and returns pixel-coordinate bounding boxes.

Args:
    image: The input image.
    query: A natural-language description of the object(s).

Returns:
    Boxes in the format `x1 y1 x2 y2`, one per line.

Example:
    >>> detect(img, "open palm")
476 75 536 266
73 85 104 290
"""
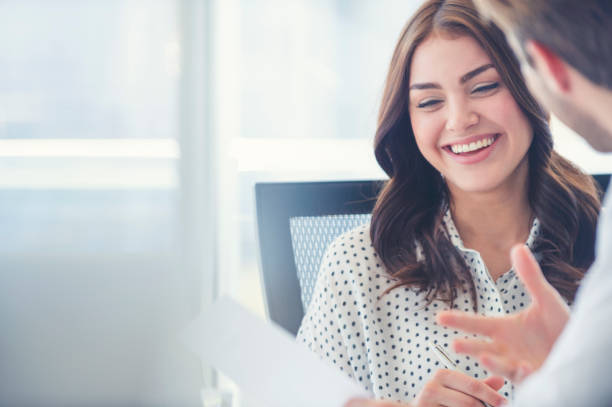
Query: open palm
436 244 570 384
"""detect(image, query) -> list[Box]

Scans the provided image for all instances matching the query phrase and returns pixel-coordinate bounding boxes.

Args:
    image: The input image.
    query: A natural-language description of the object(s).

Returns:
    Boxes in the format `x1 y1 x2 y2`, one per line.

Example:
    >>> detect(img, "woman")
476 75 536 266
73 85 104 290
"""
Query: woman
296 0 601 406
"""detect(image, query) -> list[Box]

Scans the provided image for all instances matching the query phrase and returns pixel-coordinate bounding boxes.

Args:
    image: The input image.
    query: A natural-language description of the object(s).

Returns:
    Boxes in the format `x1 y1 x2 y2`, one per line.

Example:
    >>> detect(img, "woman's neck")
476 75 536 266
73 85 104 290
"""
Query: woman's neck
448 161 533 253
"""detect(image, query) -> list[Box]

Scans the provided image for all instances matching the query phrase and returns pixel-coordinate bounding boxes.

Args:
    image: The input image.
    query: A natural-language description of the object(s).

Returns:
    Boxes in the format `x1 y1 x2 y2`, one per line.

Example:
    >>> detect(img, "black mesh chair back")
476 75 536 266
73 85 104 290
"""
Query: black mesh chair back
289 213 372 312
255 180 382 335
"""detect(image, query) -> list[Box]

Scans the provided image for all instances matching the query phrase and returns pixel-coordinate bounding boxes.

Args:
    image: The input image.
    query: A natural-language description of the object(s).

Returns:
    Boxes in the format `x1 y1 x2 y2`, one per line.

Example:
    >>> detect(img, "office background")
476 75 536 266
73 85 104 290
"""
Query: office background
1 0 610 405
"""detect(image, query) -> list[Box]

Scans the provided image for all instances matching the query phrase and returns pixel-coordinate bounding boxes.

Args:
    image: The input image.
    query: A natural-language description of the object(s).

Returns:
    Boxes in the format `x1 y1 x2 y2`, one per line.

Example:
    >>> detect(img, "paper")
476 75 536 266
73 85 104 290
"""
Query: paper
182 297 372 407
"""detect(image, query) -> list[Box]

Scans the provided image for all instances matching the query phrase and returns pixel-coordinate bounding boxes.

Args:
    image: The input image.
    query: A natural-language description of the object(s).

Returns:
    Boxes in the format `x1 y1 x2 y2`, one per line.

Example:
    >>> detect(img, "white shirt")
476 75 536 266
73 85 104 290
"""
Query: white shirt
297 209 541 403
514 189 612 406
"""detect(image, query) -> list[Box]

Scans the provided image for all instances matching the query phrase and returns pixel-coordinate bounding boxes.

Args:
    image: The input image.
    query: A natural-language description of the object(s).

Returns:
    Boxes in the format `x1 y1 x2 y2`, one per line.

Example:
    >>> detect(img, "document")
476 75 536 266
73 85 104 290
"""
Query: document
182 297 372 407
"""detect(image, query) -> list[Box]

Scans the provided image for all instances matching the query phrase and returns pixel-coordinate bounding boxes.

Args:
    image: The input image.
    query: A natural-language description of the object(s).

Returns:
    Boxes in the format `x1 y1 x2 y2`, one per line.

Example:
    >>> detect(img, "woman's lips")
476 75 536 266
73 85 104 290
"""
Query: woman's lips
442 133 502 164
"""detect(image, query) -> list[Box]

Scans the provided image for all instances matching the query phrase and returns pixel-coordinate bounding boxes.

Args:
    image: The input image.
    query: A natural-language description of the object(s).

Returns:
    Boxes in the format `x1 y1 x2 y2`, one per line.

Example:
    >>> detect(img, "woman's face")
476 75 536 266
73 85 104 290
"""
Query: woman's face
408 34 533 194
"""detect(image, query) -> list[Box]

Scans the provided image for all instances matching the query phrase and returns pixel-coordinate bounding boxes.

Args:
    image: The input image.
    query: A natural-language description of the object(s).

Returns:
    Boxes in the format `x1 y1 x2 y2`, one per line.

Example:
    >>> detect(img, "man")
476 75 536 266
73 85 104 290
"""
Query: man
347 0 612 406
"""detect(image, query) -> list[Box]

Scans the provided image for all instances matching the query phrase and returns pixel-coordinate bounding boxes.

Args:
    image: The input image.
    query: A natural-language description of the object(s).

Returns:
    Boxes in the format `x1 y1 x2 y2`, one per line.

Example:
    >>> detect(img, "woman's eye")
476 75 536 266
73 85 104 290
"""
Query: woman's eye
417 99 441 109
472 82 499 94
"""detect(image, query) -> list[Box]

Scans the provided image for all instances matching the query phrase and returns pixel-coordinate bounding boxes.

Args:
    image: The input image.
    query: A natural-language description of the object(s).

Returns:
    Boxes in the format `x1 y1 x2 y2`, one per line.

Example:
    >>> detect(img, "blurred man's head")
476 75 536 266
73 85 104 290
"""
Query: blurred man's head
473 0 612 152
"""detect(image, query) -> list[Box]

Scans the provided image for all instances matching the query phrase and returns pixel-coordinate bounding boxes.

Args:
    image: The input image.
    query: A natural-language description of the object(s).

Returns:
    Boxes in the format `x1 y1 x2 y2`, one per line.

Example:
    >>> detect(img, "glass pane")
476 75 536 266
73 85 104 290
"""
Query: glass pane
0 1 200 405
0 0 181 255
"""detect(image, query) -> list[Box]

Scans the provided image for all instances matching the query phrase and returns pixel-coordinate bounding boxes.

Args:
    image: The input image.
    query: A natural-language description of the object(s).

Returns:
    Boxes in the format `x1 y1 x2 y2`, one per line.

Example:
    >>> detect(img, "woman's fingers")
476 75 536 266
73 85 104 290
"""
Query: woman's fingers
421 384 486 407
344 398 408 407
434 369 507 406
482 375 506 391
347 371 508 407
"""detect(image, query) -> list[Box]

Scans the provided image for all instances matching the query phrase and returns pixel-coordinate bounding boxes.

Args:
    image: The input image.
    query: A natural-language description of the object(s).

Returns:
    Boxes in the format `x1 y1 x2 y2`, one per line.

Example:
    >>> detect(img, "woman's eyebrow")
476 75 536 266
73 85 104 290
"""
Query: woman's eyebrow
409 82 441 90
409 63 495 91
460 63 494 83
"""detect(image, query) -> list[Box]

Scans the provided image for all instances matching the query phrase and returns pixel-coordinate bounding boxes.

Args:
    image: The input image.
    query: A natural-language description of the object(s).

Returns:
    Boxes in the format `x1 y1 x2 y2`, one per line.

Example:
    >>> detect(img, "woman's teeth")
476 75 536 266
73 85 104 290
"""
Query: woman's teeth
450 136 495 154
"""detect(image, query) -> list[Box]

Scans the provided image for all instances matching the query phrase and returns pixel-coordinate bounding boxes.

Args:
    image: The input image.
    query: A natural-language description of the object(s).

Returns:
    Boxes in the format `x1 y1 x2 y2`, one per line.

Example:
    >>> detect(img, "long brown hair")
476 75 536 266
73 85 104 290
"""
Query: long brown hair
370 0 601 309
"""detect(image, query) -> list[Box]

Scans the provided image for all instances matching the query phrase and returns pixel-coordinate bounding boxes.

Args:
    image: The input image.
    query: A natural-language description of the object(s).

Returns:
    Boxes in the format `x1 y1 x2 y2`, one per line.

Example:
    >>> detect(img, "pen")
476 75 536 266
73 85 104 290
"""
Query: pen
429 342 493 407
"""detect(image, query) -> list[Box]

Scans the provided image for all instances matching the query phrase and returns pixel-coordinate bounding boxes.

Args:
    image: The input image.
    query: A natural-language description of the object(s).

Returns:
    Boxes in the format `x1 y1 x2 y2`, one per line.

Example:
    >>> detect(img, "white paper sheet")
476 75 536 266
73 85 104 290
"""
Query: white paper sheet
182 297 373 407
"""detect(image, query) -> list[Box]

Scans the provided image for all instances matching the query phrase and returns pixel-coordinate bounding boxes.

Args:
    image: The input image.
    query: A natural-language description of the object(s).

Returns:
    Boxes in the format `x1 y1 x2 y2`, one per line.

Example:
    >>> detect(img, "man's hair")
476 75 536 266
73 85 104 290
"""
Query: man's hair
474 0 612 89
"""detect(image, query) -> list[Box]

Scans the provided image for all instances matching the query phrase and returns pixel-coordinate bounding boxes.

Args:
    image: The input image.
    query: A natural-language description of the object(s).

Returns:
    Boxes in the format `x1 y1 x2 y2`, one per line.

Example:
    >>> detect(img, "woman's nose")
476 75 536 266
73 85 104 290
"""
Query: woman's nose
445 99 479 133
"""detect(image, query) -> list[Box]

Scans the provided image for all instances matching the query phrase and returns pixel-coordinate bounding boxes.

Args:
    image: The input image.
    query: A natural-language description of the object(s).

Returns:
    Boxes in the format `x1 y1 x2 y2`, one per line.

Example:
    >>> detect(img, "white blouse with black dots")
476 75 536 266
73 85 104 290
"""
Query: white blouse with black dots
297 209 541 403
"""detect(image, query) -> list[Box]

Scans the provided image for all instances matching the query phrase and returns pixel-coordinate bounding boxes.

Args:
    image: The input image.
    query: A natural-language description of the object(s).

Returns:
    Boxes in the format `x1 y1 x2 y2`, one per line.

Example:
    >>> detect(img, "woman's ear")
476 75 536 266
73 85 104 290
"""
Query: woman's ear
524 40 571 94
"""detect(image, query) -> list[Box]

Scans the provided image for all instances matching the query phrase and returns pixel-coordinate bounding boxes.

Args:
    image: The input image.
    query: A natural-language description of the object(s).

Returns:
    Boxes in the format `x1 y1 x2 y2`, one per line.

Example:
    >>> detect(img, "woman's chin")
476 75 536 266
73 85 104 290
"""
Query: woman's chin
446 177 505 195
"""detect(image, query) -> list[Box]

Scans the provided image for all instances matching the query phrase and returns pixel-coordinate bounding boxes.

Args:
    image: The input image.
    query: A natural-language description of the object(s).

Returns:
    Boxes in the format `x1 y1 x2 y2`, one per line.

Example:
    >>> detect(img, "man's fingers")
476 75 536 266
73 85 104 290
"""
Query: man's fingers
453 338 500 357
510 244 558 305
479 352 527 383
514 361 535 383
437 310 499 337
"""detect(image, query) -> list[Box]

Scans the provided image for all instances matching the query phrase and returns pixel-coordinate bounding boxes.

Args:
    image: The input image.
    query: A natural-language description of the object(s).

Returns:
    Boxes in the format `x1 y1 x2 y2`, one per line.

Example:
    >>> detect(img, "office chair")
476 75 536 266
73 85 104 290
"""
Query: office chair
595 173 610 199
255 174 610 336
255 180 383 335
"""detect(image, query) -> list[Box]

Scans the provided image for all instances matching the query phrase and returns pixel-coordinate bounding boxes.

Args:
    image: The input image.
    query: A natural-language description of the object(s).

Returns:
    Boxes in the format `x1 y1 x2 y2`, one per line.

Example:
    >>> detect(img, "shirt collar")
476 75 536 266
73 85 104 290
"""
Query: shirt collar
441 208 541 252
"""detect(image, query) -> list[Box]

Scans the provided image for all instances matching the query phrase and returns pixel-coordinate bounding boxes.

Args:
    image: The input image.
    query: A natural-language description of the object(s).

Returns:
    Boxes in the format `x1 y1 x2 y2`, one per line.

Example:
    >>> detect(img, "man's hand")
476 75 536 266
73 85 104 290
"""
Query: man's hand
436 244 570 384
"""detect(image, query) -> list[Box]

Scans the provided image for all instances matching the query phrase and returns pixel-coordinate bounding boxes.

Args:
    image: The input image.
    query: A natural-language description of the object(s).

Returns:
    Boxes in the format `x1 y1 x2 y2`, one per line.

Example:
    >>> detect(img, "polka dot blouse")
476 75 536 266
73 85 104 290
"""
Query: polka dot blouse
297 208 541 403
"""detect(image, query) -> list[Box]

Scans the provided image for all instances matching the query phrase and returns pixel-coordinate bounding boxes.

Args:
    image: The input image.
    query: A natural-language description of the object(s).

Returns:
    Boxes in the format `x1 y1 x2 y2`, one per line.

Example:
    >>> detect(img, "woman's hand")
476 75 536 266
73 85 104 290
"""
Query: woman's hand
345 371 506 407
437 244 570 384
345 398 409 407
413 369 505 406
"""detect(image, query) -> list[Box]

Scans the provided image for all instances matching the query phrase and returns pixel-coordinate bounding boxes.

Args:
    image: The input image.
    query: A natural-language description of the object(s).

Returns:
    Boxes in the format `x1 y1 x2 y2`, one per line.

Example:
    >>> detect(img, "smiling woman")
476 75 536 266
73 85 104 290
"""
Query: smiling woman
296 0 602 406
370 0 601 309
408 35 533 193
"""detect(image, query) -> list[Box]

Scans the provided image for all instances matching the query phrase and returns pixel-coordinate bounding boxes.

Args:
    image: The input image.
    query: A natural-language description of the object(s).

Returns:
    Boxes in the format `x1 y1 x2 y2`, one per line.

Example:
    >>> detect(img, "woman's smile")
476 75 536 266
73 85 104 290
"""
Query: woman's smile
442 133 502 164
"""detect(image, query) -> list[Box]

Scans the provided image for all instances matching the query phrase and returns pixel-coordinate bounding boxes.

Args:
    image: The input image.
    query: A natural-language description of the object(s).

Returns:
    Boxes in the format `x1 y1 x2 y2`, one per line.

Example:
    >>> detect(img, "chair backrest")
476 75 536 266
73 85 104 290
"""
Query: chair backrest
254 180 383 335
255 174 610 336
290 214 372 312
594 173 610 199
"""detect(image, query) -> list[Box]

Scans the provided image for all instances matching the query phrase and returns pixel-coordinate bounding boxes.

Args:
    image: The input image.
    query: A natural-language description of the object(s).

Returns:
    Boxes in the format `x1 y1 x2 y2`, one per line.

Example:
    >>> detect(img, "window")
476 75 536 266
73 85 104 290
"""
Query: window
0 1 205 404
